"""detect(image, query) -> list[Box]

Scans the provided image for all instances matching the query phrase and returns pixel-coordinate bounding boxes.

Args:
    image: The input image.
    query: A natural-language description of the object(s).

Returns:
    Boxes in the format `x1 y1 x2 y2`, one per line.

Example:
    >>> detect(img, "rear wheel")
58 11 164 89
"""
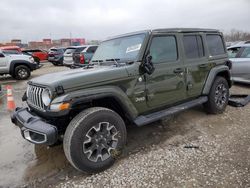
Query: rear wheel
63 107 127 173
14 65 31 80
204 76 229 114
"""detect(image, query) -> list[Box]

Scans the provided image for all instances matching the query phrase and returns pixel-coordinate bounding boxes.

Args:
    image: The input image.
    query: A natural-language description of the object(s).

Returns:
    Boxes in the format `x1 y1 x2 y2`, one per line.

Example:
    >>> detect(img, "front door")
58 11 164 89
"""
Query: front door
146 34 186 109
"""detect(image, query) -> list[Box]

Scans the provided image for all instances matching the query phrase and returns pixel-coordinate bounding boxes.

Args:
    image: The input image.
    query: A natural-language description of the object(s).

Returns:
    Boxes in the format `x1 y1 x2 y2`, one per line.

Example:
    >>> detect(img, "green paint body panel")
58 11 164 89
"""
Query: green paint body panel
28 28 231 122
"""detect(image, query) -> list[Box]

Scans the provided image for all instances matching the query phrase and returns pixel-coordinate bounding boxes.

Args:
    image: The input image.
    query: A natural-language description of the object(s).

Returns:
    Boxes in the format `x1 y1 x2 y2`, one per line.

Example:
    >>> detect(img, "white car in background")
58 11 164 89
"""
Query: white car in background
0 50 38 80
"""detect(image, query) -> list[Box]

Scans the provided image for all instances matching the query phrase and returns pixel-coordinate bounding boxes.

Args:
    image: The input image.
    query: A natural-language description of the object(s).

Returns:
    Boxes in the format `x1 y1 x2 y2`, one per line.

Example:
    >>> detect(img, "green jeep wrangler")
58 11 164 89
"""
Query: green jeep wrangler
11 28 232 173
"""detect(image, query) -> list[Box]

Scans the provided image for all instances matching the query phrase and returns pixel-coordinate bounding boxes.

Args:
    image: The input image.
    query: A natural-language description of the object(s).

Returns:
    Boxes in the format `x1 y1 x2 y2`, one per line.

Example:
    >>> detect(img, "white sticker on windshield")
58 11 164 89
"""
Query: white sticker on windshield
126 44 141 53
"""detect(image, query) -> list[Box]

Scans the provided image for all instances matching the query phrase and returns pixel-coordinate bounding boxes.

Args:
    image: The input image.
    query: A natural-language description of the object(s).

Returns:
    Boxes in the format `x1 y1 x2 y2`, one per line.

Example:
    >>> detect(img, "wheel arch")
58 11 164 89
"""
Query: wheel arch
9 60 31 75
202 65 232 95
52 87 139 124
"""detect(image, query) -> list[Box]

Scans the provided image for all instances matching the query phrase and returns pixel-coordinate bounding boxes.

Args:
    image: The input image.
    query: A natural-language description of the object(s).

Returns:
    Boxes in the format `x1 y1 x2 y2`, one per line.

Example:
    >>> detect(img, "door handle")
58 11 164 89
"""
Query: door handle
173 68 183 74
199 64 209 68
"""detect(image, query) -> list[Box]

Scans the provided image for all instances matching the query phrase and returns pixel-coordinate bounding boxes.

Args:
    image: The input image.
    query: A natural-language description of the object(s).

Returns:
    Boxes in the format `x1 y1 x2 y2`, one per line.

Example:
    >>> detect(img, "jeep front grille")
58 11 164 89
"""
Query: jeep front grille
27 85 46 111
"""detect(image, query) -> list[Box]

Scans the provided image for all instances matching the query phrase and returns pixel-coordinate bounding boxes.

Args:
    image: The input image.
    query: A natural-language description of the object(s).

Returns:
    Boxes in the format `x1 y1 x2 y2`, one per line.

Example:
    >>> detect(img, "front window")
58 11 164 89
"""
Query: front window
91 34 146 62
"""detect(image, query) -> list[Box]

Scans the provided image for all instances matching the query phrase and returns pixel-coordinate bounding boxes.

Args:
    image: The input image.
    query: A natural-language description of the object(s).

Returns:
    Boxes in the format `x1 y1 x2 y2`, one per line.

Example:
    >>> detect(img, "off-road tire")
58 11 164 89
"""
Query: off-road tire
63 107 127 173
204 76 229 114
14 65 31 80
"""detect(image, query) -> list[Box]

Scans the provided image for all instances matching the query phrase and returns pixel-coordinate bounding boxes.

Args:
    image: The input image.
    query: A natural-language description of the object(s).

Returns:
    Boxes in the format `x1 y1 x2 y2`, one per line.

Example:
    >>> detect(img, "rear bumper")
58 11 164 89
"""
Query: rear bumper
11 107 58 145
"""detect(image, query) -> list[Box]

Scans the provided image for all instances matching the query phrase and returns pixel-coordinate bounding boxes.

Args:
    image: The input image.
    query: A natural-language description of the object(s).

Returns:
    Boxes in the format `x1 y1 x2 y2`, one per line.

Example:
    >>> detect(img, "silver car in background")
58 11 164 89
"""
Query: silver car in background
227 44 250 84
63 46 87 67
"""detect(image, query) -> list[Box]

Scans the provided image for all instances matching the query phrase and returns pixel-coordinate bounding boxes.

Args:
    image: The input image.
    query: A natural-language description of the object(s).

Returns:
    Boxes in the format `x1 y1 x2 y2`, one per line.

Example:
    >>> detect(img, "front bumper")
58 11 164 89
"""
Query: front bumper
11 107 58 145
30 63 39 71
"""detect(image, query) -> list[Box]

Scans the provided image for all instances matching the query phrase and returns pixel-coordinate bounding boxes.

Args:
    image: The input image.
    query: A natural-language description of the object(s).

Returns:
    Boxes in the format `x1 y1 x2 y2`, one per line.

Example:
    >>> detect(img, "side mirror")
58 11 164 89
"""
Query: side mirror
142 54 155 75
0 53 5 58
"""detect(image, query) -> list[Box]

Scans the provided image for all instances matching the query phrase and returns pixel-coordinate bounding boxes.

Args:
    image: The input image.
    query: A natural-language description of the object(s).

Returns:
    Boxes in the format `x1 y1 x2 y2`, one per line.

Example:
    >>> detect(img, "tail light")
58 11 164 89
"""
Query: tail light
80 54 85 64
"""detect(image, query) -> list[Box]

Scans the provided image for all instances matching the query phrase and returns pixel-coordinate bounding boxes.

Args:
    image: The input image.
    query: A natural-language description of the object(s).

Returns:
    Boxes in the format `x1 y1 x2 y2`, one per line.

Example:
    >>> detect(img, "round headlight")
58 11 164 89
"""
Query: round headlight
42 89 52 106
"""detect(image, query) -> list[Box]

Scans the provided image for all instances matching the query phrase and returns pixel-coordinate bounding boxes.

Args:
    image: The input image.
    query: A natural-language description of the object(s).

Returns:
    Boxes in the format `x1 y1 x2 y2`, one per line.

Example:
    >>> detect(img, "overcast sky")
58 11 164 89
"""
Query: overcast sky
0 0 249 43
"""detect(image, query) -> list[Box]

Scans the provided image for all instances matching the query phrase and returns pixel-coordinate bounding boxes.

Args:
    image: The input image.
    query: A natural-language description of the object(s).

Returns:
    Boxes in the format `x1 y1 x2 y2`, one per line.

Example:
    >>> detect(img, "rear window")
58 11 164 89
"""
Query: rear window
65 48 77 54
206 35 225 56
75 47 86 53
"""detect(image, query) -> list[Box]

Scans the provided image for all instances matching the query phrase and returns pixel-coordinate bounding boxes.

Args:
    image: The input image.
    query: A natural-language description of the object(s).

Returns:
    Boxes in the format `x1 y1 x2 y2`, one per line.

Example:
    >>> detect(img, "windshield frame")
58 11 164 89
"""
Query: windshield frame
91 31 150 63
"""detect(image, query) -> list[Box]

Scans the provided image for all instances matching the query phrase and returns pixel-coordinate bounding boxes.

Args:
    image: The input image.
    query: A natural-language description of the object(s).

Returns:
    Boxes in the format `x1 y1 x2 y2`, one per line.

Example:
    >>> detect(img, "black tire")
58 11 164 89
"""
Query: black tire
204 76 229 114
63 107 127 173
14 65 31 80
52 62 59 66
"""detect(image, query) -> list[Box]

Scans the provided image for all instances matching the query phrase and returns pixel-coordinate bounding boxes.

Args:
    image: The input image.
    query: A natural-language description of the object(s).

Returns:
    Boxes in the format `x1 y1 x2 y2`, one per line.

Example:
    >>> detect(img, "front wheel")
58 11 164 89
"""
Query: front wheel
63 107 127 173
204 76 229 114
14 65 31 80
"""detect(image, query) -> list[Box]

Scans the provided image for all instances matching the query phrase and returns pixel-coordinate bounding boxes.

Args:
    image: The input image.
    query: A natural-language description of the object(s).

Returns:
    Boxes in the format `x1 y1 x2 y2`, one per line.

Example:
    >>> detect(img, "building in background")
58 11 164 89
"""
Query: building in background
43 39 52 45
0 37 87 50
71 38 86 46
11 39 22 45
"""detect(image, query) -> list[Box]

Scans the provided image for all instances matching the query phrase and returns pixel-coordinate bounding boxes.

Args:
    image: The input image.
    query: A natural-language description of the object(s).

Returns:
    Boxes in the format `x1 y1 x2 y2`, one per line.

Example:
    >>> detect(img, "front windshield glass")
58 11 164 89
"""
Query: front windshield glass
92 34 145 62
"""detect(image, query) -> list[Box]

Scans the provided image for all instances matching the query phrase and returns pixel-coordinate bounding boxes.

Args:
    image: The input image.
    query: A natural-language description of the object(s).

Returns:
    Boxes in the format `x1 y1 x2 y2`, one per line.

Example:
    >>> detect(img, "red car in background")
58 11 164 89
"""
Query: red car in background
22 49 48 63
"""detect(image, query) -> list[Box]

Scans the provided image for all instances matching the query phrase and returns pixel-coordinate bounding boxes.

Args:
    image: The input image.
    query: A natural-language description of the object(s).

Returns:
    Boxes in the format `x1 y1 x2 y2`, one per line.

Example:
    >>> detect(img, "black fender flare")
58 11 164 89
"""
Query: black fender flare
202 65 232 95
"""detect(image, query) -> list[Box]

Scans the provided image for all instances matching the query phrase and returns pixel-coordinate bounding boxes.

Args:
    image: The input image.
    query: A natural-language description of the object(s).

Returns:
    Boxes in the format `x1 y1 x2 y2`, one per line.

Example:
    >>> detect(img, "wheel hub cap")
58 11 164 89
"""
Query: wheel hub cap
83 122 118 162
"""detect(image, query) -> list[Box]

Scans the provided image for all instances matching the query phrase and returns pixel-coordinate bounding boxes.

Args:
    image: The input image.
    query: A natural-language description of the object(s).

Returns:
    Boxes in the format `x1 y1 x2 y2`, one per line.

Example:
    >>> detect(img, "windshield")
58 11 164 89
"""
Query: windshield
91 34 145 62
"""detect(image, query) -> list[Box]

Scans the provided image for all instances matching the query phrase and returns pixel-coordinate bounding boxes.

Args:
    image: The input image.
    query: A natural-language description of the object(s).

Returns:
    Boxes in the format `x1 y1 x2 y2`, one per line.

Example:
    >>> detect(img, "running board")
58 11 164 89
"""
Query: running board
134 96 208 126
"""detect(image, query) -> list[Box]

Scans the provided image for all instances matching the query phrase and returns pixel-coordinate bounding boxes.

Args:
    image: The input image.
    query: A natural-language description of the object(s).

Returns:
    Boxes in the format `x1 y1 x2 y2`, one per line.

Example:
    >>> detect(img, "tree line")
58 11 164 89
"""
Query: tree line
224 29 250 42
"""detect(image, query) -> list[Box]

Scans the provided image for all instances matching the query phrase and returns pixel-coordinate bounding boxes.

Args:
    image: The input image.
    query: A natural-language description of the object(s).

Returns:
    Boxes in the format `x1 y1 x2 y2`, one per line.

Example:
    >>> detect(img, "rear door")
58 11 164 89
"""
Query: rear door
145 34 186 109
182 34 210 98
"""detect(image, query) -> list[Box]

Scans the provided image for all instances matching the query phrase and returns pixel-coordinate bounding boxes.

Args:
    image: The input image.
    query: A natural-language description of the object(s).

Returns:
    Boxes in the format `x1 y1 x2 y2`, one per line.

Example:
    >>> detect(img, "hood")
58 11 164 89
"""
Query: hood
30 65 129 91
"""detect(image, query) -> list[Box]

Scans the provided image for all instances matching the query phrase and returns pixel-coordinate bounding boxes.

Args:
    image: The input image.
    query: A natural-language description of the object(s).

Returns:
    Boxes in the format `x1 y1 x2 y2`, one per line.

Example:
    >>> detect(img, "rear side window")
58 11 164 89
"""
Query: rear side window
240 47 250 58
183 35 204 59
150 36 178 63
206 35 225 56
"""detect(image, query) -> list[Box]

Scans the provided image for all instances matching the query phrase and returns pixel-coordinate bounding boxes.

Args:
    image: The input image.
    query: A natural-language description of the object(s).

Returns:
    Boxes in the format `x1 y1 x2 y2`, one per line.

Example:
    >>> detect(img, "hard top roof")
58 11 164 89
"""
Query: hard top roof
152 28 219 33
105 28 220 41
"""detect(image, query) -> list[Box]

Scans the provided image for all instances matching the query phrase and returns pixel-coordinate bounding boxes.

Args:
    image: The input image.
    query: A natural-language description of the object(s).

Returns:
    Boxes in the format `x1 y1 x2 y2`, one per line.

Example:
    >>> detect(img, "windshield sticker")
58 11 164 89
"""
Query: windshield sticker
126 44 141 53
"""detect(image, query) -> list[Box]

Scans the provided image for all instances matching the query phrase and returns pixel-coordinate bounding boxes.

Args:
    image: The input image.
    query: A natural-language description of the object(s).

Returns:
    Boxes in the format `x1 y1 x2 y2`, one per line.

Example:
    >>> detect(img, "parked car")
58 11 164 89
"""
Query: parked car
63 46 88 67
48 47 66 66
22 49 48 63
0 49 38 79
11 28 231 173
72 45 98 67
227 44 250 83
0 46 22 54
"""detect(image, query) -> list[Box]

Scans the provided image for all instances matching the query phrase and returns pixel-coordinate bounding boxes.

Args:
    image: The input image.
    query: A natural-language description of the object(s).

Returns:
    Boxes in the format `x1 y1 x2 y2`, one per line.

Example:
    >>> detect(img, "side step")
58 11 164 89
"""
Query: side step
134 96 208 126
